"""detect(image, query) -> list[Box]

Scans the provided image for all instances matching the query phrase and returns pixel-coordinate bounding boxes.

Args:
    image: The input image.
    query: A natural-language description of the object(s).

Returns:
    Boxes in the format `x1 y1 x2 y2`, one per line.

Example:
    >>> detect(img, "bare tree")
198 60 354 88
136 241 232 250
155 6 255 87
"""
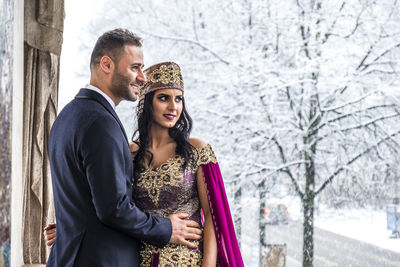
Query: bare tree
73 0 400 265
256 1 400 266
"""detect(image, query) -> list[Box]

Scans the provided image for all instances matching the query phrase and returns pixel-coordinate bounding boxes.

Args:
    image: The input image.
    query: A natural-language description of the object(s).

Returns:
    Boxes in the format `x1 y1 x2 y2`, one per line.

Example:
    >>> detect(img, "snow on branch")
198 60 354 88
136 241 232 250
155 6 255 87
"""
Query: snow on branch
317 104 397 131
137 29 231 65
318 112 399 140
315 129 400 195
272 136 304 198
321 90 379 112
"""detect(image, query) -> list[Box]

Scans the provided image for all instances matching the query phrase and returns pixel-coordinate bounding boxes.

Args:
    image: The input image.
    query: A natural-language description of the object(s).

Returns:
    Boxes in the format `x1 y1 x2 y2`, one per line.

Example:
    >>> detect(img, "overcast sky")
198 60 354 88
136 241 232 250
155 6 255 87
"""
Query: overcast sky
58 0 105 110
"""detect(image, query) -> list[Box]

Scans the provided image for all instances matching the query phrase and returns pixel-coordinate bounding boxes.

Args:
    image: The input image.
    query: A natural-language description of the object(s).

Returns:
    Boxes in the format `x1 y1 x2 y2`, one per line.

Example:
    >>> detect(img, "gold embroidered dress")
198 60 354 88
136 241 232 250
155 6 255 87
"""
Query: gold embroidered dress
134 144 217 266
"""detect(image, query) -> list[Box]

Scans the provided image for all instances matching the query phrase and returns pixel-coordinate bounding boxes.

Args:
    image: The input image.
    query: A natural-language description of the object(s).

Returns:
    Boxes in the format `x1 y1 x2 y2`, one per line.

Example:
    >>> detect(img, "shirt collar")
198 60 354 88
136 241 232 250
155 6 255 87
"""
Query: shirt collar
85 84 116 110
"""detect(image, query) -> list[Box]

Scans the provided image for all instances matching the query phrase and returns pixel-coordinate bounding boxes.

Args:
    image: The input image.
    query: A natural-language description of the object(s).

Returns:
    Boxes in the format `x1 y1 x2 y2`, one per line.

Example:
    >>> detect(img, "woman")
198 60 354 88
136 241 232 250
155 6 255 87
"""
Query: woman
45 62 244 266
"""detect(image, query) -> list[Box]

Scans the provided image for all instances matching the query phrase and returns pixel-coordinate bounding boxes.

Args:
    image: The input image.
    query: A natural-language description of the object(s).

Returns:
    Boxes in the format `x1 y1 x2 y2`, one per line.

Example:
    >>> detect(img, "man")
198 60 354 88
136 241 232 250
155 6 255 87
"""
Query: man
47 28 201 267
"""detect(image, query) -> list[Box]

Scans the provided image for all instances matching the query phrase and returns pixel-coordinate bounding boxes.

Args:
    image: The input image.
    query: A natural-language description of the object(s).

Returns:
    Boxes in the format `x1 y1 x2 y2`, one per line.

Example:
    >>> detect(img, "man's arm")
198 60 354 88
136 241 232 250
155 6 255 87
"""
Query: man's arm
80 116 202 247
80 115 171 246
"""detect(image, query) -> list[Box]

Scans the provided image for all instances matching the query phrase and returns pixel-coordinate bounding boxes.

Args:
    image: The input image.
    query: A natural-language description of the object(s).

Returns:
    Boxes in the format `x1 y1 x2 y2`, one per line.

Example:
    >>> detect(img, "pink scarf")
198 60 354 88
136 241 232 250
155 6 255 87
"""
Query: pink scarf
202 162 245 266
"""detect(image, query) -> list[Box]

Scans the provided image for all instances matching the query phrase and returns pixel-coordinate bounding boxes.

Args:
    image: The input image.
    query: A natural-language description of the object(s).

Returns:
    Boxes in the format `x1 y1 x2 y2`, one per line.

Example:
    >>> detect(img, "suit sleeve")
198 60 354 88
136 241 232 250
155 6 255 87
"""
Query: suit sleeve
79 115 172 247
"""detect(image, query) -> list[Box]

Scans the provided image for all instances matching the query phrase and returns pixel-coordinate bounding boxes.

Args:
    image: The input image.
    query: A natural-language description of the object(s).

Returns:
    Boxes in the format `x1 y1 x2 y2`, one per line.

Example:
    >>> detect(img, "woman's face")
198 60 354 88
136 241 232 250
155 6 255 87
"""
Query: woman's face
152 88 183 129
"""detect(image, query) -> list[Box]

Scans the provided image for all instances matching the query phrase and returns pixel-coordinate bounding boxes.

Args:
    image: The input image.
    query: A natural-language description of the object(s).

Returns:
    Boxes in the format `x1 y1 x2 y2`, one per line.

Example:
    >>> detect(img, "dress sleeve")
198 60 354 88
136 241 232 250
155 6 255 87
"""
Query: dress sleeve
195 144 218 167
197 144 245 267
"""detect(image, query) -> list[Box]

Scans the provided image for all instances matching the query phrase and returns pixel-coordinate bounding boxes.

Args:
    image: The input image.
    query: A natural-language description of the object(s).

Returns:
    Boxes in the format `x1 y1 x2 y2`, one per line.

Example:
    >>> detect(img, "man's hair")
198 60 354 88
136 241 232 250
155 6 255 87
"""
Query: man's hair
90 28 142 69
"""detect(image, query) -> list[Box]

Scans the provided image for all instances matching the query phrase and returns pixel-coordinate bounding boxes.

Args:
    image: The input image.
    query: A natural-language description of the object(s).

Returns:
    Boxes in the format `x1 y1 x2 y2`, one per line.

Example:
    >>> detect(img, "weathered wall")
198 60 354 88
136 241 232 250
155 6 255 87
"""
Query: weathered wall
22 0 64 265
0 0 13 266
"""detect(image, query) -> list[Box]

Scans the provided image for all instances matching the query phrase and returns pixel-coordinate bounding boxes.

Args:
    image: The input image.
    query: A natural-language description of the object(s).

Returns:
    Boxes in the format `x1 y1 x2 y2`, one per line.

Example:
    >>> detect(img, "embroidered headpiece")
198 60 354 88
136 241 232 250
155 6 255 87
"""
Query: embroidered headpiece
137 61 184 117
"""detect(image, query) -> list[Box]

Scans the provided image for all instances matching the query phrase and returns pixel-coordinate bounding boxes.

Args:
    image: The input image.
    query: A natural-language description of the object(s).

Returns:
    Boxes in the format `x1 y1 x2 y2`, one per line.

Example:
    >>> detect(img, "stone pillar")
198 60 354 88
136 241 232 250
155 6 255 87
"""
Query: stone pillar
22 0 64 265
11 0 24 266
0 0 14 266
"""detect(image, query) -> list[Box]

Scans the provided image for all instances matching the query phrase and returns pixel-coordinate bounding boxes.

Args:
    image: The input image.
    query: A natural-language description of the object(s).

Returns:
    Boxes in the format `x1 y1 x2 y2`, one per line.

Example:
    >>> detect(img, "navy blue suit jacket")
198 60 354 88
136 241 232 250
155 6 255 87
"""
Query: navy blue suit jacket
47 89 172 267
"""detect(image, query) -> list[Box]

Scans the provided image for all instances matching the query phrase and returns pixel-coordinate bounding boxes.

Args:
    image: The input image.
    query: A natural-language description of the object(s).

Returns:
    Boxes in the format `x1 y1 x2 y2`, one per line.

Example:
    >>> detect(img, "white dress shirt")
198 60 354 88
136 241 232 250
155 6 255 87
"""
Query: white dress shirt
85 84 116 110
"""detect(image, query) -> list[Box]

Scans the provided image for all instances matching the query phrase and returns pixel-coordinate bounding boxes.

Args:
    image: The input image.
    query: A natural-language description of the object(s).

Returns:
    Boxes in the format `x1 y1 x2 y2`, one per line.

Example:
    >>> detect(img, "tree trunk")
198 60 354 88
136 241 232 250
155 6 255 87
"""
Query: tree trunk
302 92 319 267
234 180 242 246
302 137 316 267
302 191 314 267
259 179 267 266
259 179 267 248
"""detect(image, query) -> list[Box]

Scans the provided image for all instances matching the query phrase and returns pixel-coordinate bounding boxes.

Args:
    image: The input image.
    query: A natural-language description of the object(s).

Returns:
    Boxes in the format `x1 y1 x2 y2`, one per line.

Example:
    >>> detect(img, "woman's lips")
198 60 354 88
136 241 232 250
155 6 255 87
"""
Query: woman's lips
163 114 176 121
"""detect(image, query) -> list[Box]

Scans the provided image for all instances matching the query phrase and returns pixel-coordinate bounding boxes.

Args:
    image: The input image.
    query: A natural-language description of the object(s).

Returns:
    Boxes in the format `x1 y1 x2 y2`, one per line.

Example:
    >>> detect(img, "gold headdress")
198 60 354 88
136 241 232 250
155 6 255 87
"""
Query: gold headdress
137 61 184 117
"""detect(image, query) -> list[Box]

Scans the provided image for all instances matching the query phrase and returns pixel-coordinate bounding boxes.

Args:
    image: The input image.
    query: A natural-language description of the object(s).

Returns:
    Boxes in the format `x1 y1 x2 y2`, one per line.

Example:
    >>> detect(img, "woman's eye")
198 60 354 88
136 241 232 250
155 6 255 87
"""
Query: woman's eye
175 96 183 102
158 95 168 101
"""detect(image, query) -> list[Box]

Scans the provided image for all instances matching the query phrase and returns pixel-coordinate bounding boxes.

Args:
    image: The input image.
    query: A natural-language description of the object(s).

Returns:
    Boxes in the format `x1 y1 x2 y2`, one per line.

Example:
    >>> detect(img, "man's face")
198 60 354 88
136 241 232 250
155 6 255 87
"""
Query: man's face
109 45 146 102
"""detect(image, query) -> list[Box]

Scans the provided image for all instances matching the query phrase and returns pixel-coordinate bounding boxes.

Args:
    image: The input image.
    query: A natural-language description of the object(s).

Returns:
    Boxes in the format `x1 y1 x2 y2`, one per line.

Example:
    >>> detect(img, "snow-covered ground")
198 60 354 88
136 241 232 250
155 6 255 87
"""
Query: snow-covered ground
285 199 400 254
314 206 400 254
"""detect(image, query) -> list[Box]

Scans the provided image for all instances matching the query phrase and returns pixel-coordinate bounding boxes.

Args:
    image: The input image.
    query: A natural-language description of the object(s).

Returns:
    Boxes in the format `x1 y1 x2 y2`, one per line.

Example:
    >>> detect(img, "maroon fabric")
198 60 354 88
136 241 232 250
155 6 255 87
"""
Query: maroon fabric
202 162 244 267
151 253 159 267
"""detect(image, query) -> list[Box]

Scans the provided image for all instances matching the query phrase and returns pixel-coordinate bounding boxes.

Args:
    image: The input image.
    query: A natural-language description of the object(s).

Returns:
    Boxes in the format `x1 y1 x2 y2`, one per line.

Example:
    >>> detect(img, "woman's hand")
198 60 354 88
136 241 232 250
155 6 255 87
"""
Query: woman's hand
43 223 56 246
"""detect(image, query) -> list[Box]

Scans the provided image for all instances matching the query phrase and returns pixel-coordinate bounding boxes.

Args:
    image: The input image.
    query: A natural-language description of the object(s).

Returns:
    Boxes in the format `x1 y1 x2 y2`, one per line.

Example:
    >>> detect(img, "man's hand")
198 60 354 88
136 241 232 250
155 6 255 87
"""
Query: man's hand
168 213 202 249
43 223 56 246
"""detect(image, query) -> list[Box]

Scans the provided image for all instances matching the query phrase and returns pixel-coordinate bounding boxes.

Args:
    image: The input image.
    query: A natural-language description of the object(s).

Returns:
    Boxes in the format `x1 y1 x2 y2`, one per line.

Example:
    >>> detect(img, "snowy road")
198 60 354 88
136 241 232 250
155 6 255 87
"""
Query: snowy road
265 221 400 267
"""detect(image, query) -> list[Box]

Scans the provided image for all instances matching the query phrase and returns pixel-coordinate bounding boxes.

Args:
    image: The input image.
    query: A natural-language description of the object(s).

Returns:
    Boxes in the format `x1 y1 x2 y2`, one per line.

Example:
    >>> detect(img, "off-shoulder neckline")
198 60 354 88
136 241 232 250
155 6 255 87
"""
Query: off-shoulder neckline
142 144 213 172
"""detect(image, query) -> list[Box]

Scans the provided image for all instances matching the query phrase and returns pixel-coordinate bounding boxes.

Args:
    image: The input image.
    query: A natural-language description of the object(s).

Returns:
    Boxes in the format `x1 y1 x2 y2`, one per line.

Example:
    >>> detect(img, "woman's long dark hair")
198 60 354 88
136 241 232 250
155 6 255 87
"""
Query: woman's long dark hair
133 91 194 180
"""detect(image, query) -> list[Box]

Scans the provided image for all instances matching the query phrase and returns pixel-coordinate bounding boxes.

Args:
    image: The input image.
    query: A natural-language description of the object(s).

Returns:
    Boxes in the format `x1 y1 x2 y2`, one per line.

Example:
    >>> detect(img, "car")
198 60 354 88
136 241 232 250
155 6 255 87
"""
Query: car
264 203 289 225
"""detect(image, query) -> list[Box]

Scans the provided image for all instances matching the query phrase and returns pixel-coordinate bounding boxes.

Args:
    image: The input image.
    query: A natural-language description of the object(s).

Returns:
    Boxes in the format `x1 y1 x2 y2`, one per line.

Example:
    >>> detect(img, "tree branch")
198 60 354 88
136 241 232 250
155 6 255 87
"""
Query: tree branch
318 104 396 131
322 1 346 43
321 90 379 112
138 29 231 65
192 6 200 42
334 113 398 132
359 42 400 72
272 137 304 198
315 130 400 195
317 113 400 142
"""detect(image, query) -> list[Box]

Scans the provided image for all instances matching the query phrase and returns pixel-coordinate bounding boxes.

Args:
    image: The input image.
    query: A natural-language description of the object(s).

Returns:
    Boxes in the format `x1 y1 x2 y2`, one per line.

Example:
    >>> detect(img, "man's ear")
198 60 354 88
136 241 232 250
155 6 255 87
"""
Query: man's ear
99 55 114 74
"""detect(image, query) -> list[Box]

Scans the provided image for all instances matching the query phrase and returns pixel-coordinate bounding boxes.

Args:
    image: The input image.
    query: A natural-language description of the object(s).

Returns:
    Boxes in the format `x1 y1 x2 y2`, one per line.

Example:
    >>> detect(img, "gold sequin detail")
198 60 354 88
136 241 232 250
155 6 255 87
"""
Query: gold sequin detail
137 144 218 265
139 64 184 99
137 156 183 206
137 144 217 206
194 144 218 167
140 241 202 266
148 64 183 85
137 62 184 117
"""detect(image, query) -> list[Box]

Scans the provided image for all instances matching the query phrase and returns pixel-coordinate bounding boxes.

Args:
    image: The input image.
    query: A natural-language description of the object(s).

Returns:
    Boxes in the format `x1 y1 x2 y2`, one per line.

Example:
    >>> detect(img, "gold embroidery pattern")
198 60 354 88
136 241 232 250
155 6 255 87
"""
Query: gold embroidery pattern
139 63 184 99
136 144 218 265
196 145 221 250
194 144 218 167
137 156 183 206
137 62 184 118
148 64 183 86
140 241 202 266
137 144 217 207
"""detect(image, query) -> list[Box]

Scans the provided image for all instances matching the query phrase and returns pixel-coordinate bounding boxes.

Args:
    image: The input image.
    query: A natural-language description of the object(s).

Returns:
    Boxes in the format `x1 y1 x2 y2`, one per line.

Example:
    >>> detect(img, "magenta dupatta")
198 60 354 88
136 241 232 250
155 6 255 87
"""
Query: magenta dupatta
202 162 245 267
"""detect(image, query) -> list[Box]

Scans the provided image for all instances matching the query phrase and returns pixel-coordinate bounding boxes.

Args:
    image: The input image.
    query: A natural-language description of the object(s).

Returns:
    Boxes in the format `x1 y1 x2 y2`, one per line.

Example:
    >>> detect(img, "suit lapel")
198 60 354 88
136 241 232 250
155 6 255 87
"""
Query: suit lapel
75 89 129 145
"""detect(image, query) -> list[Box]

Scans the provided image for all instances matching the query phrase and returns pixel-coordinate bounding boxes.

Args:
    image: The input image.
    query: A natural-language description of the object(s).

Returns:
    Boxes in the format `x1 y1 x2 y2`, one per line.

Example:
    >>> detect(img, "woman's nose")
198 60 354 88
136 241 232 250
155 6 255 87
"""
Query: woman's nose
168 100 177 110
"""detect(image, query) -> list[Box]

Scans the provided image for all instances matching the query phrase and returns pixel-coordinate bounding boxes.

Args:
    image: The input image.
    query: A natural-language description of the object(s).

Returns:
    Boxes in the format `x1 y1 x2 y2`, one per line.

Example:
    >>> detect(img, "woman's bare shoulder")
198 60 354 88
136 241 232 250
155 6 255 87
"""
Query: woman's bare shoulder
189 137 207 149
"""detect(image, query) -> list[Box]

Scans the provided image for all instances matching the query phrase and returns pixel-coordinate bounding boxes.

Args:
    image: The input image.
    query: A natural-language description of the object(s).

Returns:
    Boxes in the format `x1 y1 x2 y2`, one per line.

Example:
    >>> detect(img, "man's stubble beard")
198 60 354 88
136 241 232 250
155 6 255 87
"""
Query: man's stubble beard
110 69 138 102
